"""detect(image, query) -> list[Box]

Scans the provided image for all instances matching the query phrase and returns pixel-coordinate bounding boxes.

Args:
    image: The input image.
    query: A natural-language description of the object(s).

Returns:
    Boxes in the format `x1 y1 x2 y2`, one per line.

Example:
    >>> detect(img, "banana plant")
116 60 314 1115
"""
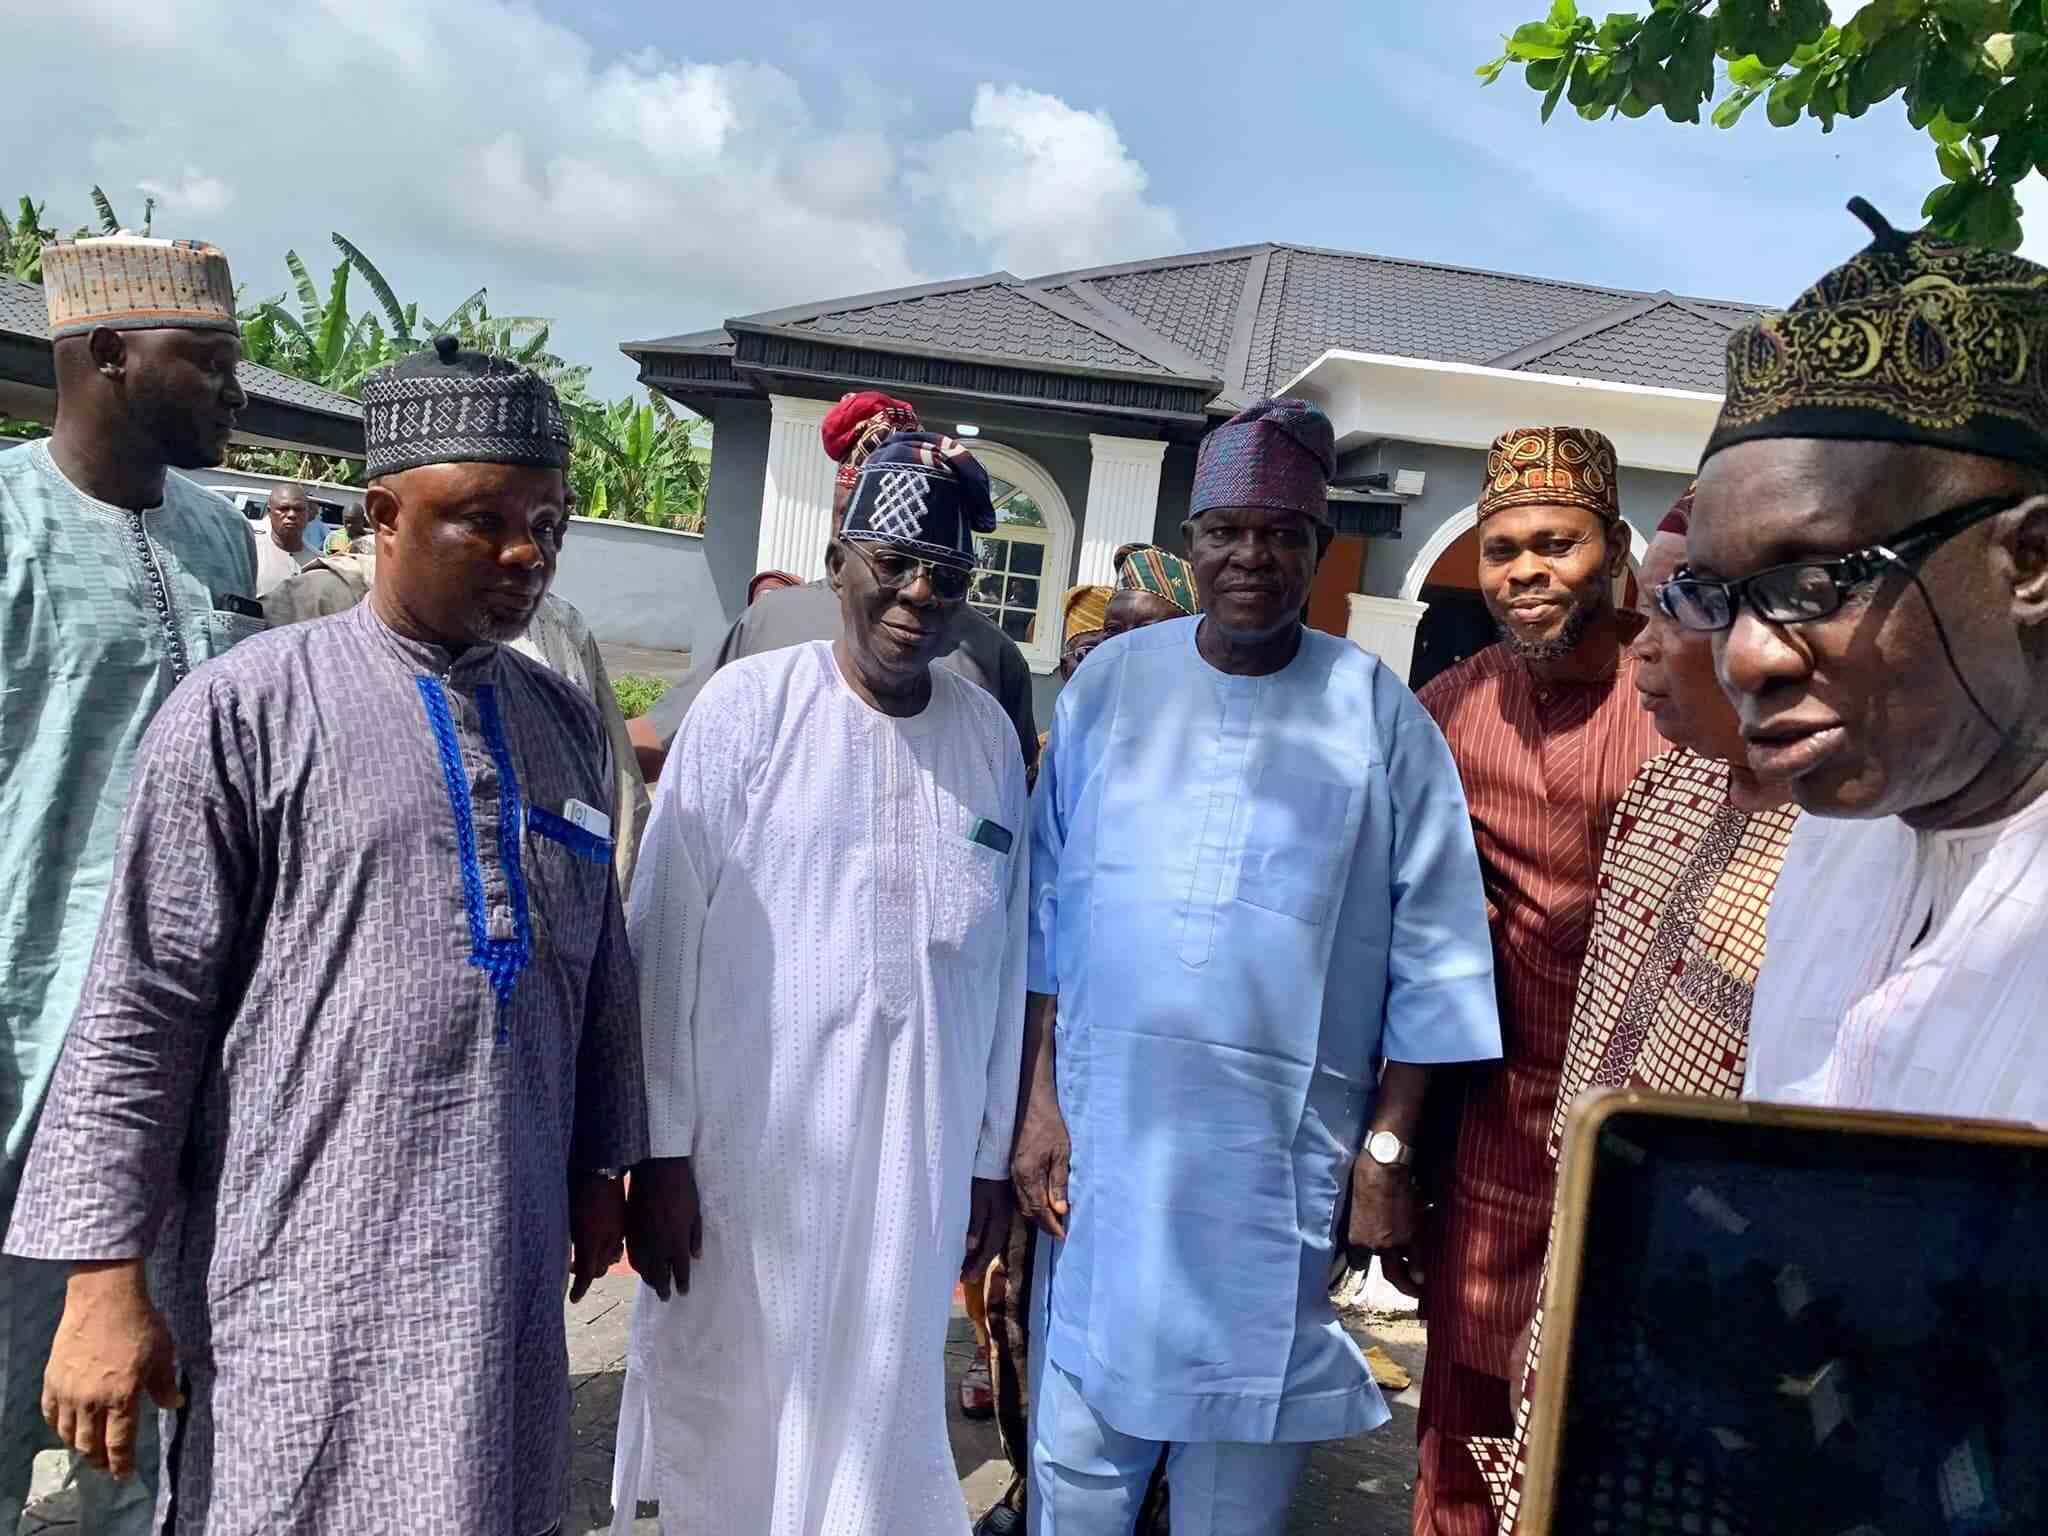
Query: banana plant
566 394 710 533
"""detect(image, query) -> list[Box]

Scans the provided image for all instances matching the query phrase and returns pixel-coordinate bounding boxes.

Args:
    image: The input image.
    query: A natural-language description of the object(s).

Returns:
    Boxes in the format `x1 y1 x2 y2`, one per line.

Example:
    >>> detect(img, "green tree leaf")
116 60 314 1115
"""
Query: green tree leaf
1976 77 2035 137
1542 61 1572 119
1596 12 1641 48
1509 20 1571 58
1549 0 1579 28
1713 83 1762 126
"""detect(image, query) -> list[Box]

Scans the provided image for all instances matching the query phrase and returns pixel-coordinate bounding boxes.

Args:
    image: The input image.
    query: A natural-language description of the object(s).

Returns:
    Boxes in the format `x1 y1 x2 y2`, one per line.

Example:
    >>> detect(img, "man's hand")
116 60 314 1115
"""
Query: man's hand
1011 1093 1072 1240
626 1157 703 1302
41 1261 181 1482
1345 1154 1420 1260
1347 1152 1428 1301
569 1171 627 1303
963 1178 1014 1286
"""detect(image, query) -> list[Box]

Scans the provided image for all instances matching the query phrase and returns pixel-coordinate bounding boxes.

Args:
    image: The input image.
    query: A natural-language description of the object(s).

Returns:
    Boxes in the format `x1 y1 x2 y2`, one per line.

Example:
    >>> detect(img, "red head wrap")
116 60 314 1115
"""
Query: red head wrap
822 392 920 490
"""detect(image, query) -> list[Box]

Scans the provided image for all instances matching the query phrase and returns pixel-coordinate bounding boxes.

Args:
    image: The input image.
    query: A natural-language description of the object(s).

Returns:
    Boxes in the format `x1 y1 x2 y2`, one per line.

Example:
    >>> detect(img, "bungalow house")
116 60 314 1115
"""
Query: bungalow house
0 274 363 460
626 242 1762 713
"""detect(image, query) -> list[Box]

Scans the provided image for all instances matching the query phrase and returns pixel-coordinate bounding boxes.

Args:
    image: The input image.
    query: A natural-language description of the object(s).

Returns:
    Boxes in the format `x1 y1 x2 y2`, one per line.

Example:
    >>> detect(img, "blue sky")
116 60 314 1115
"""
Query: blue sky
8 0 1955 395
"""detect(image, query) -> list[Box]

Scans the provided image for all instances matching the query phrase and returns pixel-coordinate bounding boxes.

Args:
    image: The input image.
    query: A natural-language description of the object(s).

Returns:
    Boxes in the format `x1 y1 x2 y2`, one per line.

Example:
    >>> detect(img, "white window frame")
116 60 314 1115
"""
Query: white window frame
964 440 1076 675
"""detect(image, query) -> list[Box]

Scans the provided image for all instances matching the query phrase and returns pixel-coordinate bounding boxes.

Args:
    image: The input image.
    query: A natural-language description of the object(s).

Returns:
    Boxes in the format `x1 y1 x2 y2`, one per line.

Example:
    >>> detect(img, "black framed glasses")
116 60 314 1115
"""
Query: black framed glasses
1657 493 2022 634
845 541 976 602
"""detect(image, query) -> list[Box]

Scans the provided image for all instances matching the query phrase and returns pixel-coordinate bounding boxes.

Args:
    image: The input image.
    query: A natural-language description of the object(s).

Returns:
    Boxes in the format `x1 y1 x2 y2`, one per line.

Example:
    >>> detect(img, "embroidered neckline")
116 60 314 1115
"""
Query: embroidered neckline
416 675 531 1038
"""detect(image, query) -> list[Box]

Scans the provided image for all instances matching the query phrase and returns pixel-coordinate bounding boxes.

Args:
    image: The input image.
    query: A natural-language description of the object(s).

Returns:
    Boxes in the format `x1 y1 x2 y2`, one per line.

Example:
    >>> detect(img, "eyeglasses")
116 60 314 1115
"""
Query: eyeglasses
1656 493 2021 634
846 541 975 602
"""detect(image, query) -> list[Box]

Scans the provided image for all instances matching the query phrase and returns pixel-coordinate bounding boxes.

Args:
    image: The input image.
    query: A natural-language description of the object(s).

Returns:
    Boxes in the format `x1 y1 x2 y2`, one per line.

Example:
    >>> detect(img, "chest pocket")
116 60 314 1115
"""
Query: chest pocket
190 607 269 664
524 806 613 968
1233 768 1354 926
930 830 1009 954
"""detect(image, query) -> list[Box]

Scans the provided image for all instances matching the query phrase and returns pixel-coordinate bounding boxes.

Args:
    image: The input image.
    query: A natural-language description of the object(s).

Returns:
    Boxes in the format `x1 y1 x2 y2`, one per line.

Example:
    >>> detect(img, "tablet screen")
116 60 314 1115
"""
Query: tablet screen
1550 1110 2048 1536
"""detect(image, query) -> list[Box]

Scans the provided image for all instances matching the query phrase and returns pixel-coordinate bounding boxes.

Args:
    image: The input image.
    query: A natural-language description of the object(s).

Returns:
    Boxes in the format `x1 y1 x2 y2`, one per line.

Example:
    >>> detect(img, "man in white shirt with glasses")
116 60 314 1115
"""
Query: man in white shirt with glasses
1673 196 2048 1123
612 430 1029 1536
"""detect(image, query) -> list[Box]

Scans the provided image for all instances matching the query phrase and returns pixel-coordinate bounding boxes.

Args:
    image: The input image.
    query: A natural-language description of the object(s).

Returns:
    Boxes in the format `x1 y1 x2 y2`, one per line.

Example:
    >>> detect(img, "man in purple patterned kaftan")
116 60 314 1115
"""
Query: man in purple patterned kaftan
5 337 648 1534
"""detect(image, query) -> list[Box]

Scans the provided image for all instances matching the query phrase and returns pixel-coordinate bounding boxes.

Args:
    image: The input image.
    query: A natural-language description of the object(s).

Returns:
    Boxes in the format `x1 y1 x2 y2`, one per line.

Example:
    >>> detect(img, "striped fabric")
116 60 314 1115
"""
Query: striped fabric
1411 638 1664 1535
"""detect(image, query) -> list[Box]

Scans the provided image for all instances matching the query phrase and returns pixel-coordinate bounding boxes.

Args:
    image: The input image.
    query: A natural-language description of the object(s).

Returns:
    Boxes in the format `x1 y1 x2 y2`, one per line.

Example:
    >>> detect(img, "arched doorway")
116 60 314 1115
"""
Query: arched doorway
964 439 1077 675
1402 505 1646 692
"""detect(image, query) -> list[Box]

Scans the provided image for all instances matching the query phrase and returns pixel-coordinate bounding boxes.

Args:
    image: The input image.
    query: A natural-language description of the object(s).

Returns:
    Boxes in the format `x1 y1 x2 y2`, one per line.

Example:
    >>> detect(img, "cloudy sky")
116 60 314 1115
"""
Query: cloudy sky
10 0 1967 396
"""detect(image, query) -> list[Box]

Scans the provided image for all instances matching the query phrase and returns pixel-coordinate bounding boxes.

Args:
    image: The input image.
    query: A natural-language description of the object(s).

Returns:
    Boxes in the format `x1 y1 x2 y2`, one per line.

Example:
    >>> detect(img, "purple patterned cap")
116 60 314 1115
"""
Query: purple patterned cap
1191 398 1336 521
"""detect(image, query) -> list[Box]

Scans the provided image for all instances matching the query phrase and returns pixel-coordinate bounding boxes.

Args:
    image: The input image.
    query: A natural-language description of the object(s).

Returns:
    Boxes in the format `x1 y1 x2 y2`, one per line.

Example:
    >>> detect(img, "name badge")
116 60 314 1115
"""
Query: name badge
564 799 611 840
969 818 1013 855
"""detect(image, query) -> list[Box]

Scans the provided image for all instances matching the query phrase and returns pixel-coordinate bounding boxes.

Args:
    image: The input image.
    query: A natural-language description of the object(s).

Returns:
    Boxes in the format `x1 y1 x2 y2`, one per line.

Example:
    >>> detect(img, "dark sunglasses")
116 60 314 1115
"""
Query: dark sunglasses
1657 493 2022 634
846 542 975 602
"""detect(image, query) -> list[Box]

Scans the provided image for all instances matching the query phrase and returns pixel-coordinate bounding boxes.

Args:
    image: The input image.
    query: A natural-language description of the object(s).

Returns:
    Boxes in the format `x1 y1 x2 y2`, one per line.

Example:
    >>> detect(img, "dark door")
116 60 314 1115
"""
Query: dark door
1408 584 1498 692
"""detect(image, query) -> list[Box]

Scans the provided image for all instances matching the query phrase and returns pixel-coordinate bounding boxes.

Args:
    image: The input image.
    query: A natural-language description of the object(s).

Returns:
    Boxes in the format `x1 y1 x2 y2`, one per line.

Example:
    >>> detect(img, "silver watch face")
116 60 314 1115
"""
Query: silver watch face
1368 1131 1404 1164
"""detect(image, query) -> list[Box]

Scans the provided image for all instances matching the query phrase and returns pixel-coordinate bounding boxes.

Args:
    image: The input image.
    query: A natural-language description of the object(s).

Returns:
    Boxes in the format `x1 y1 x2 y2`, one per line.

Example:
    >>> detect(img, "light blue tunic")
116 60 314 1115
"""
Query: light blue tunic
1028 619 1501 1445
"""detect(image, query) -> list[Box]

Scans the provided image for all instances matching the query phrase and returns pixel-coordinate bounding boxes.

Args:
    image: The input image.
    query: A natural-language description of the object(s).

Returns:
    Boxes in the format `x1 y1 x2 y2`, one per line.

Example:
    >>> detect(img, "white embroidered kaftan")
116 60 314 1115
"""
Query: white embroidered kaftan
612 640 1029 1536
1747 788 2048 1121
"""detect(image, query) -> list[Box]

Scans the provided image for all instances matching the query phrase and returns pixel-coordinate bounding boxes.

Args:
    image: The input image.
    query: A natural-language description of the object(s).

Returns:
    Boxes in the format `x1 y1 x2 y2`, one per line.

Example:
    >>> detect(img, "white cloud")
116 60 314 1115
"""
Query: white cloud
909 84 1183 277
6 0 1185 394
136 169 235 219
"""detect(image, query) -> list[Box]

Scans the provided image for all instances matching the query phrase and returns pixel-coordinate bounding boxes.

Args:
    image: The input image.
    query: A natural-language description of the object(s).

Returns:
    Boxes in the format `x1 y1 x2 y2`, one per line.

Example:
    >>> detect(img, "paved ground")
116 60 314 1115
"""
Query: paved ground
20 1272 1426 1536
555 1271 1427 1536
597 643 691 688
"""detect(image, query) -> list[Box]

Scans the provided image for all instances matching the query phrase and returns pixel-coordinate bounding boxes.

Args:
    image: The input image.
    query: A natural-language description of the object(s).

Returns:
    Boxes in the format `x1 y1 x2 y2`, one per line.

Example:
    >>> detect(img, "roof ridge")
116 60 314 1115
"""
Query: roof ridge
1023 243 1276 289
1487 290 1744 373
728 270 1020 330
1485 293 1672 371
1042 280 1219 383
1269 241 1764 314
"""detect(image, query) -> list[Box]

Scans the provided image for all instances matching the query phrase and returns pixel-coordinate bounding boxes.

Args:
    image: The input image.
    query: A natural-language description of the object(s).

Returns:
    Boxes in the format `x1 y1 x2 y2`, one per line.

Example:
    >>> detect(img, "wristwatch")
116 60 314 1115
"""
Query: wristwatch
1364 1130 1414 1169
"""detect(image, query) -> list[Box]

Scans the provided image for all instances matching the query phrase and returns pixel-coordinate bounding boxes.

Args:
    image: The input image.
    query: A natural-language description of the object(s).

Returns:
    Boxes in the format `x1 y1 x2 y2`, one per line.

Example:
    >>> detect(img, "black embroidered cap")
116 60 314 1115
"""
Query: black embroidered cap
1706 198 2048 470
360 335 571 480
840 432 996 570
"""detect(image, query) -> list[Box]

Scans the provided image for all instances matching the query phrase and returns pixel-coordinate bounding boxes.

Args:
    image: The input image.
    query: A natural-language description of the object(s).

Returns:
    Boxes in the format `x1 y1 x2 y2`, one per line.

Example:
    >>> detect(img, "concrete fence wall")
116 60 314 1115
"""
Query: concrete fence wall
553 516 725 659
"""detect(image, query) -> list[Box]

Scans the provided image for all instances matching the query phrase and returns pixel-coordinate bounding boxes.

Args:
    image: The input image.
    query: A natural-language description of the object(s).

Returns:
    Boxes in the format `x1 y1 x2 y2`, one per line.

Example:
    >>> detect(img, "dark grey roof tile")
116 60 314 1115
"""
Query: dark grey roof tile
1513 302 1743 392
789 283 1173 375
1084 257 1252 371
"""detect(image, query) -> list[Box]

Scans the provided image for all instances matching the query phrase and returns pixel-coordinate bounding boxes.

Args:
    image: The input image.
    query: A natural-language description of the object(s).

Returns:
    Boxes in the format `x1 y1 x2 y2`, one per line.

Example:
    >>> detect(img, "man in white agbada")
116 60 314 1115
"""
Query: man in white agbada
1667 199 2048 1123
612 431 1029 1536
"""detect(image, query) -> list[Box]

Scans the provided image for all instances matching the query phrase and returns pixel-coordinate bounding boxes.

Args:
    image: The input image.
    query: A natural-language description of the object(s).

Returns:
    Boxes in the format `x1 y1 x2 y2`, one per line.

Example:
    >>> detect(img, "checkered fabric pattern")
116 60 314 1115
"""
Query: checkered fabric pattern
841 432 993 568
1492 748 1797 1535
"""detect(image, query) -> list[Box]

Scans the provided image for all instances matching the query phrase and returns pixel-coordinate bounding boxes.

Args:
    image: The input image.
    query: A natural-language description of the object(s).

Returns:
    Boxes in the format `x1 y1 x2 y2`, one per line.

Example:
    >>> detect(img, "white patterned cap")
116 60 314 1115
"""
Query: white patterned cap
360 335 570 480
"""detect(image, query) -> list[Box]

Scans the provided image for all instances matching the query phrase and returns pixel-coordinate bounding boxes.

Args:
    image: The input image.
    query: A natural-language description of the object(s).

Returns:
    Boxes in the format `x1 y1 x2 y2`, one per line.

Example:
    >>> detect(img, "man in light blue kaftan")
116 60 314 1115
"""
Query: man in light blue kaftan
0 234 259 1533
1014 399 1501 1535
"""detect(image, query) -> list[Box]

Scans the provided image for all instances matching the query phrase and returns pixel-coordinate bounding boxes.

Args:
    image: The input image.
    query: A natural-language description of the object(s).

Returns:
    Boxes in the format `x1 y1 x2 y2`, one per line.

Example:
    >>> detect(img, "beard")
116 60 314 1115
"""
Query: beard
1497 597 1597 661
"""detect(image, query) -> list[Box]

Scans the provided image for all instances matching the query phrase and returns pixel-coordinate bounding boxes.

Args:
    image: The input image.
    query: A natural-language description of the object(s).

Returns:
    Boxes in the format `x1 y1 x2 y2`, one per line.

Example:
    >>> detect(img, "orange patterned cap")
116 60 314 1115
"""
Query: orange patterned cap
41 234 237 341
1477 425 1620 522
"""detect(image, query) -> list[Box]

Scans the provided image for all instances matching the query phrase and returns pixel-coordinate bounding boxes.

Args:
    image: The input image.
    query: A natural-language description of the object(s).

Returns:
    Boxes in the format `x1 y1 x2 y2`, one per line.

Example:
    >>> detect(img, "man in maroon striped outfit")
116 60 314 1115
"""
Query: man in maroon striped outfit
1407 426 1665 1535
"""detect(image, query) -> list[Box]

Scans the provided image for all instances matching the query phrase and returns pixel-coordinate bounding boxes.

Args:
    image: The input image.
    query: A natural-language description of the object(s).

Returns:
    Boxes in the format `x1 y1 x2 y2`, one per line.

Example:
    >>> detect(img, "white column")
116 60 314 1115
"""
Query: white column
757 394 838 583
1346 593 1430 684
1076 435 1168 586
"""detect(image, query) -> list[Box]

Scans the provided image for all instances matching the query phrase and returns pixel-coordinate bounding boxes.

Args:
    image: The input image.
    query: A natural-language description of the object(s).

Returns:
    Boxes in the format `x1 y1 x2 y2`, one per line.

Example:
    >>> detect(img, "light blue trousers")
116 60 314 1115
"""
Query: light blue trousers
1028 1362 1311 1536
0 1253 160 1534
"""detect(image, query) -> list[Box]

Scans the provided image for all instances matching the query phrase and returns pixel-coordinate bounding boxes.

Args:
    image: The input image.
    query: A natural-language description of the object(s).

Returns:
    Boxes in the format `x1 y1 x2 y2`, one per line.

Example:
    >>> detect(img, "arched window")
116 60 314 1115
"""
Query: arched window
963 440 1076 675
